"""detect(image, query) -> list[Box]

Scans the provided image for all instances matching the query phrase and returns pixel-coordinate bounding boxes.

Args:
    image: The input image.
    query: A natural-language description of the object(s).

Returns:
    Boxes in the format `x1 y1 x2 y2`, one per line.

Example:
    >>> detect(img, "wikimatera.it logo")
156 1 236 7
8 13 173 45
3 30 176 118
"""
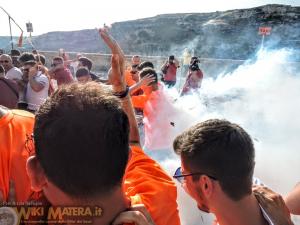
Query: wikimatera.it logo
0 202 103 224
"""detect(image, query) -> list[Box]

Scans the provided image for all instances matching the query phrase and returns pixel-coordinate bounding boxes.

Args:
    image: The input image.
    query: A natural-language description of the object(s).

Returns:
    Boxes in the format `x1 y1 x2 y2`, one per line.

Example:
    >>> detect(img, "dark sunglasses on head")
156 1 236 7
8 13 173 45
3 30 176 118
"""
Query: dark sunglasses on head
173 167 217 184
0 60 9 63
132 64 138 68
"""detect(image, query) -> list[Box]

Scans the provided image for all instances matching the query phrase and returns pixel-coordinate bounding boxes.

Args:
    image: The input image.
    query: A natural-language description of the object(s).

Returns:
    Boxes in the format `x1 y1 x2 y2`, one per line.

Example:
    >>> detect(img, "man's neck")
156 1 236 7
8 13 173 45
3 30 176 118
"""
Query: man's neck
47 186 130 225
214 194 269 225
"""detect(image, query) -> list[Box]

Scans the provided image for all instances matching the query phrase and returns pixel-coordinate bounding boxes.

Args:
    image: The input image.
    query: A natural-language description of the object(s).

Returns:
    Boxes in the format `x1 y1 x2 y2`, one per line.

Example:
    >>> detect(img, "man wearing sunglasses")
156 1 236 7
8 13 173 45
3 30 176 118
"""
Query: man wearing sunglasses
0 54 23 81
125 55 141 87
173 119 279 225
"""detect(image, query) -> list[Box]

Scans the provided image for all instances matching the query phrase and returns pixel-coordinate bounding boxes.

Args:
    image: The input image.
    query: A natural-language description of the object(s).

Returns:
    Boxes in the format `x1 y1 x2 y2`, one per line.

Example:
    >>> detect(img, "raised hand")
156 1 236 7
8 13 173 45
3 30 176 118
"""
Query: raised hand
99 28 126 90
253 185 294 225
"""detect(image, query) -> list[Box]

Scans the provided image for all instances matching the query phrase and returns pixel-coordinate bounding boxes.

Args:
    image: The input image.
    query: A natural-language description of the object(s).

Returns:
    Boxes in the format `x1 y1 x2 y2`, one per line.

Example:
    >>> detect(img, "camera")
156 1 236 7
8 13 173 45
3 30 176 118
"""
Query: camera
190 57 200 71
169 55 175 61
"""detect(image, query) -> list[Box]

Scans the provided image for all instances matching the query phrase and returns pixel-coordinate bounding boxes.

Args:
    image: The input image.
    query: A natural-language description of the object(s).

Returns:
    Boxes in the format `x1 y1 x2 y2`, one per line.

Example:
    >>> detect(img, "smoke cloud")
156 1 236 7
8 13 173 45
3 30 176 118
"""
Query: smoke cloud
145 48 300 224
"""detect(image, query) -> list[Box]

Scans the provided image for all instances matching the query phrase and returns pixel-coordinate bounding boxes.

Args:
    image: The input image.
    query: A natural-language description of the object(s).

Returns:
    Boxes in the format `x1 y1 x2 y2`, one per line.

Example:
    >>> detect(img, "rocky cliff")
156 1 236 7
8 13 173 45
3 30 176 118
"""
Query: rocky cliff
1 4 300 60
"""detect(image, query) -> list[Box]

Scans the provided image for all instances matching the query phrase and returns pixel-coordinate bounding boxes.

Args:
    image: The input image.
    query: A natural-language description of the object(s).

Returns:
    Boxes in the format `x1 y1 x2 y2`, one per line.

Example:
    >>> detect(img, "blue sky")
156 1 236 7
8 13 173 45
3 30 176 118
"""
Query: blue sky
0 0 299 36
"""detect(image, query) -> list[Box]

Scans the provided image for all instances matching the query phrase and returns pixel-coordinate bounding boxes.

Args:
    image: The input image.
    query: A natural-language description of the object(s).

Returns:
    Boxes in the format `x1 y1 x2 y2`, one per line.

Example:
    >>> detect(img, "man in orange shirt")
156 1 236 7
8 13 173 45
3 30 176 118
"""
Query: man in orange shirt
125 55 141 87
26 29 180 225
0 106 35 202
132 68 177 150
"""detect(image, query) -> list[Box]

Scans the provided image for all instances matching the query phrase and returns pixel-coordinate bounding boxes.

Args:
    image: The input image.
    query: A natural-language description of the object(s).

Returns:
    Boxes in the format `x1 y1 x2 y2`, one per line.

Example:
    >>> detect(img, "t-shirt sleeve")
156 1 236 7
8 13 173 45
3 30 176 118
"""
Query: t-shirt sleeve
36 74 49 86
124 145 181 225
6 68 23 80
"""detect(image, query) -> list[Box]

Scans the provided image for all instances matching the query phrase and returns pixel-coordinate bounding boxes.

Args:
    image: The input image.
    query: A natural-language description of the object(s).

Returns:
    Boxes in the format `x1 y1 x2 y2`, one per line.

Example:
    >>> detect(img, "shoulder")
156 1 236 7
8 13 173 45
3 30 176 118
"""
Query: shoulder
11 109 35 121
6 67 22 79
37 73 49 83
12 67 22 73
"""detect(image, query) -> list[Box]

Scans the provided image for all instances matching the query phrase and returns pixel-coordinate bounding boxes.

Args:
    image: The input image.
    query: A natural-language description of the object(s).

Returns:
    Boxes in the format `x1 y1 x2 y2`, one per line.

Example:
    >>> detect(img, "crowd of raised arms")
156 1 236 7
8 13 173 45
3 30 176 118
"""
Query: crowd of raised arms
0 28 299 225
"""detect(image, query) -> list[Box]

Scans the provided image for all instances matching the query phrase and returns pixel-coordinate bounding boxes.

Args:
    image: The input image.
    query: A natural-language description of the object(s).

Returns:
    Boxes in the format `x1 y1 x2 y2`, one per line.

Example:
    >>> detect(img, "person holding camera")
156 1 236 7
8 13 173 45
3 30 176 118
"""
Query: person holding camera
160 55 180 88
180 56 203 96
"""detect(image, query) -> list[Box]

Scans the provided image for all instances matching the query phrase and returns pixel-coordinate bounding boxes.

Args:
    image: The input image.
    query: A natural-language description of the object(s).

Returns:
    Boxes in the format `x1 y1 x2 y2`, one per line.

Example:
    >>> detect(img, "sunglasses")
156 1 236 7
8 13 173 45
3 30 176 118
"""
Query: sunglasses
173 167 217 184
0 60 9 63
130 71 138 74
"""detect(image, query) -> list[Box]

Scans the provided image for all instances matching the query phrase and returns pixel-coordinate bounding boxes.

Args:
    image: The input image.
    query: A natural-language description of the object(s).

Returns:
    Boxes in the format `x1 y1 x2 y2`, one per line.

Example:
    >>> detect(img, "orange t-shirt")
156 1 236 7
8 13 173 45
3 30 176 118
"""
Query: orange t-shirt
131 94 148 110
125 70 136 87
124 145 181 225
0 109 35 202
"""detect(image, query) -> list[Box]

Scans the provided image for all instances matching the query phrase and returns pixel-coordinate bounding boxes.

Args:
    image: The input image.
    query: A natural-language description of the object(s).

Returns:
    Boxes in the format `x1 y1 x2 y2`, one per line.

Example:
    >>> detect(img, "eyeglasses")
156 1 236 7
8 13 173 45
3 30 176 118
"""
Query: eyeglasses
0 60 9 63
173 167 217 184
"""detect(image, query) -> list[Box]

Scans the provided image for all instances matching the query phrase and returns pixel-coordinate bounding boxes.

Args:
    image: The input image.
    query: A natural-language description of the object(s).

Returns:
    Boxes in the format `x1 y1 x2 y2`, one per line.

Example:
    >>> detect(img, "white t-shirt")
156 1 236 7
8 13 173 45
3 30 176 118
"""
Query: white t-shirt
25 72 49 111
5 67 23 80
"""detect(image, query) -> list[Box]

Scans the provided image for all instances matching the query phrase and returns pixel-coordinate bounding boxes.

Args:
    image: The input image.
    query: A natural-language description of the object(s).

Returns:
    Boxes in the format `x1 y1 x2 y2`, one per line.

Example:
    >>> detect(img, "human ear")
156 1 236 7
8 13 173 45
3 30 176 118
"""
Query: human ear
26 156 47 192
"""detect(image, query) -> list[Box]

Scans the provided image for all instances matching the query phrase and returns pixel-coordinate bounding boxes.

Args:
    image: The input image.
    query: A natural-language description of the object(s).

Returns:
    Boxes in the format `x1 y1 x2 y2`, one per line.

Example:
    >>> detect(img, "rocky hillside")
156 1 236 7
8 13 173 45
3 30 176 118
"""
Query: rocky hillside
1 4 300 59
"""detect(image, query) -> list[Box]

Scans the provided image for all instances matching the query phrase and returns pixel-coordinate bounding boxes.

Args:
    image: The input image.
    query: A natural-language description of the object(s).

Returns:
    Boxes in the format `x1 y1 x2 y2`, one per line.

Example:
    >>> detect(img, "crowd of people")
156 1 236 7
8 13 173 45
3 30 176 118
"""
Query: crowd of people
0 29 299 225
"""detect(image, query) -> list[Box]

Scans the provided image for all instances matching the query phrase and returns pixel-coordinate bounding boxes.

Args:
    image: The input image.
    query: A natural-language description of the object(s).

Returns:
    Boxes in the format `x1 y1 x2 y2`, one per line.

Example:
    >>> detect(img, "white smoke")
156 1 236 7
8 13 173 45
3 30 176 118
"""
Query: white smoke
145 48 300 224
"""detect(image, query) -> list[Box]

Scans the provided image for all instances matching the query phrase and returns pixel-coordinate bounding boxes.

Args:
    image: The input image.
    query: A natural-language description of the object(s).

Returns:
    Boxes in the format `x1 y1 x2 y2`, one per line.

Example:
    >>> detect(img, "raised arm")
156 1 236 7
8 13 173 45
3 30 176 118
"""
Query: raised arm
285 182 300 215
129 74 155 95
28 66 46 92
99 29 140 144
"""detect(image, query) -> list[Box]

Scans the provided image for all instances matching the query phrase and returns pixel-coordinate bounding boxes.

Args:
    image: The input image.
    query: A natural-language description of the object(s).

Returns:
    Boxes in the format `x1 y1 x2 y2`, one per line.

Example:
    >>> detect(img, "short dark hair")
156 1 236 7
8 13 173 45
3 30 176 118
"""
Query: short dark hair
137 61 154 71
24 60 37 67
173 119 255 201
18 52 36 64
34 83 130 198
139 68 158 84
169 55 175 61
78 57 93 71
11 49 21 56
75 67 90 78
35 54 46 65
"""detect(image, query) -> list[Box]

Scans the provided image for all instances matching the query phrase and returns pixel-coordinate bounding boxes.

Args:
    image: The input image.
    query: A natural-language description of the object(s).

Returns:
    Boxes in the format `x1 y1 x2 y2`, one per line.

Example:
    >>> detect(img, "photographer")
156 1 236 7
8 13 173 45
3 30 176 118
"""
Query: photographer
180 56 203 96
160 55 179 88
